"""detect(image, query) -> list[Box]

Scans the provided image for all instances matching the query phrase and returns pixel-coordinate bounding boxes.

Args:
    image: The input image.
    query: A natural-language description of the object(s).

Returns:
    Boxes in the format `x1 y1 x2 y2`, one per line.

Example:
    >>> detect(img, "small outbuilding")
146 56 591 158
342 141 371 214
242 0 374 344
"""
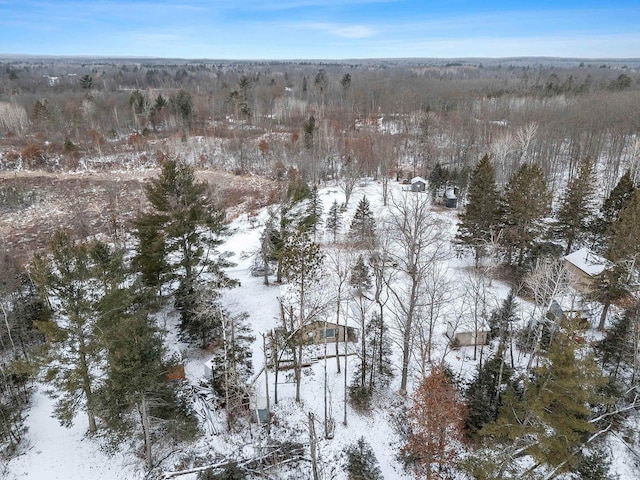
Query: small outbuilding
563 247 610 293
291 320 358 346
443 187 457 208
410 176 427 192
446 321 489 347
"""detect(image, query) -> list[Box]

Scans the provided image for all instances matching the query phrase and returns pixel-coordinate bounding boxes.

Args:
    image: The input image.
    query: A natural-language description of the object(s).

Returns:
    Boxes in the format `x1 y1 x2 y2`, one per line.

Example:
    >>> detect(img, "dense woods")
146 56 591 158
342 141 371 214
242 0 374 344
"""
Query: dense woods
1 56 640 479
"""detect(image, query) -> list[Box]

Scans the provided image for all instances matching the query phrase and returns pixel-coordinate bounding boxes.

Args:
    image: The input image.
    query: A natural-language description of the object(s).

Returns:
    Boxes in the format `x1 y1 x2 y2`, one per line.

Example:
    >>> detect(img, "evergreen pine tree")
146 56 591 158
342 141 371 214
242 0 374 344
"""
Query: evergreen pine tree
607 188 640 265
428 163 449 199
299 185 323 239
481 318 608 475
593 169 636 251
350 255 372 292
595 305 636 382
556 157 597 254
349 196 376 248
97 280 197 468
465 355 514 435
500 163 551 266
457 155 501 265
344 437 383 480
31 231 113 434
325 199 343 242
588 265 628 330
132 159 237 336
349 313 394 412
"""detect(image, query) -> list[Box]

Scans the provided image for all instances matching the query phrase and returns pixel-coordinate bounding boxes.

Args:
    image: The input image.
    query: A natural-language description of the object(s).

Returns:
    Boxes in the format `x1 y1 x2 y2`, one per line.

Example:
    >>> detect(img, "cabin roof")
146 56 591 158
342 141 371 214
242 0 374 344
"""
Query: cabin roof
563 247 608 277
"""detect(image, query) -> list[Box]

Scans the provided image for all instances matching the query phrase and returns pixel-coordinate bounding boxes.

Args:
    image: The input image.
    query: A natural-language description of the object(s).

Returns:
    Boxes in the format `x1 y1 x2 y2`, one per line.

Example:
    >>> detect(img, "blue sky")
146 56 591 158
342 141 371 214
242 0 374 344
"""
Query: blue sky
1 1 639 59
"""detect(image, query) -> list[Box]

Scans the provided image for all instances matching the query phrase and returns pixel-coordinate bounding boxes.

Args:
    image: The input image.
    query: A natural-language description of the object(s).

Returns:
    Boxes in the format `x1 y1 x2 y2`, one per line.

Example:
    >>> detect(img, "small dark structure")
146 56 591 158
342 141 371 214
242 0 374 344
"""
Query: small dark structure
291 321 358 345
443 187 457 208
410 176 427 192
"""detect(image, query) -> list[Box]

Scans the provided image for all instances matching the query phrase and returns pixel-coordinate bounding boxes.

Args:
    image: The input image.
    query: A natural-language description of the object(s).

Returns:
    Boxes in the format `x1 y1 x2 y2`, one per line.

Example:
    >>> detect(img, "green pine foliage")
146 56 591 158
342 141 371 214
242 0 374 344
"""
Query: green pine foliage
596 304 637 382
280 230 324 284
457 155 501 264
555 157 597 254
349 196 376 248
573 446 616 480
481 318 609 475
500 163 551 266
465 355 514 436
132 159 237 337
31 231 116 433
593 169 636 251
325 199 343 242
298 185 323 237
344 437 383 480
428 163 450 198
350 255 372 291
607 188 640 264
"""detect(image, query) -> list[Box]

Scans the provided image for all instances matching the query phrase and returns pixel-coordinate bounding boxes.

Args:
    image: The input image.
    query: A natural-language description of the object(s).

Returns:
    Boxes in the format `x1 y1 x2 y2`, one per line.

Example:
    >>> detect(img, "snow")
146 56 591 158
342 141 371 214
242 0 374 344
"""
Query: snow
563 247 608 276
5 179 639 479
6 388 141 480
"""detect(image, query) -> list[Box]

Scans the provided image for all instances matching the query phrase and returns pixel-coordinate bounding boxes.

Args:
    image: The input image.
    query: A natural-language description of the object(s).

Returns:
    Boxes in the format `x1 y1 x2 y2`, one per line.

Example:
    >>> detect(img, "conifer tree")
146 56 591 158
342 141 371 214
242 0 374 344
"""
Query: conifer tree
607 188 640 266
500 163 551 266
428 163 449 199
593 169 636 251
349 196 376 248
481 318 608 476
97 281 196 469
588 265 628 330
350 255 372 292
596 305 636 382
457 155 501 265
132 159 236 336
325 199 343 242
31 231 113 434
299 185 323 239
465 355 513 435
556 157 597 254
349 313 394 411
344 437 383 480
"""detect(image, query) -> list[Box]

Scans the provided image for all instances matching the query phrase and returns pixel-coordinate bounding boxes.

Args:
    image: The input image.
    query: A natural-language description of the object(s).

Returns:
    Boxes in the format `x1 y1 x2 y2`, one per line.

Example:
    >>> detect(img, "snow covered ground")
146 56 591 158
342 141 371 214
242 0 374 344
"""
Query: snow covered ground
5 179 639 479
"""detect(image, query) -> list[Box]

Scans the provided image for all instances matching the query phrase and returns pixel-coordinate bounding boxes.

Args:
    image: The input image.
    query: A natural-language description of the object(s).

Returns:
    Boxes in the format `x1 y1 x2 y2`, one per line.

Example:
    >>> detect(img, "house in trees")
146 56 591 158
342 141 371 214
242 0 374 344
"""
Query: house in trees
563 247 610 293
291 320 358 345
446 321 489 347
410 176 427 192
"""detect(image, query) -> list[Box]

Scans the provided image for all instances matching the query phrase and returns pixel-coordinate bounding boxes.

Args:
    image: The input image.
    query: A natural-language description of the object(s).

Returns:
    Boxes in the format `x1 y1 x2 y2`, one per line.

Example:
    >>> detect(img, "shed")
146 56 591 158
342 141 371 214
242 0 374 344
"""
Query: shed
446 321 489 347
410 176 427 192
443 187 457 208
291 320 358 346
563 248 609 293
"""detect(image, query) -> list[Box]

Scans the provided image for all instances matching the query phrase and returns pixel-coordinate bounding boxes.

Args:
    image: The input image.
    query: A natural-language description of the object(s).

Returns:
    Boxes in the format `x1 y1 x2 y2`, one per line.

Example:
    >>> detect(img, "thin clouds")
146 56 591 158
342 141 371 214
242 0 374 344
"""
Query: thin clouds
304 22 378 38
0 1 639 58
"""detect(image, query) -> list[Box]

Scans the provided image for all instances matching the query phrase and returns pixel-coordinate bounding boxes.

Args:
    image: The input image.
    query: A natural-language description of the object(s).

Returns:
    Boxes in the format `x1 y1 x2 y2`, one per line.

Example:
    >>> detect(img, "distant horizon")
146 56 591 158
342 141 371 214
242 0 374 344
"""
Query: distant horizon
1 1 639 60
1 54 639 63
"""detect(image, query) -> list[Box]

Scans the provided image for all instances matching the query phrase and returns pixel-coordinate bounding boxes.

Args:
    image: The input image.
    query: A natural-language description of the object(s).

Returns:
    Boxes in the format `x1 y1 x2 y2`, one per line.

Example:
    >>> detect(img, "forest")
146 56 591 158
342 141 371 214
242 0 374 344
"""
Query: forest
1 56 640 479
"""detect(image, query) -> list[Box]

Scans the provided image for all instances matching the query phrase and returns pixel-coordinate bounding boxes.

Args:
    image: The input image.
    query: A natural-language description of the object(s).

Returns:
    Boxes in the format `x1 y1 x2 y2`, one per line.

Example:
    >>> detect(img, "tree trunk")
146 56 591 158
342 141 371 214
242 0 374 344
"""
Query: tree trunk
141 395 153 470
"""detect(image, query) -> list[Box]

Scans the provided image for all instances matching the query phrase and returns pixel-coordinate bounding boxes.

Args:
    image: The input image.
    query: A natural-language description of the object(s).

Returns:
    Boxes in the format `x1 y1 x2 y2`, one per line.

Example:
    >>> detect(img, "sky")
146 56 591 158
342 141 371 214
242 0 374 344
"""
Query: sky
1 1 639 60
